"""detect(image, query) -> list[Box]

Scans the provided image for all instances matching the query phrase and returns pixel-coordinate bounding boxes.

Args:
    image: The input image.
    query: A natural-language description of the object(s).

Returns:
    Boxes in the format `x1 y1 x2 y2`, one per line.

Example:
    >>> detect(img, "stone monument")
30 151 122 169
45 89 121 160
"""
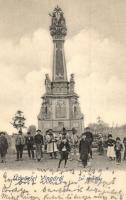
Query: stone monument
38 6 84 134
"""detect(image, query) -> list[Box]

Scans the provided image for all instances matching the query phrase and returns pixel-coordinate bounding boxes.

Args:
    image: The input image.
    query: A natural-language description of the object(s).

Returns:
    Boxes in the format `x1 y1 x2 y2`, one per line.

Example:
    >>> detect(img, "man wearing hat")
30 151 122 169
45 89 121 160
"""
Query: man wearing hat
0 132 8 163
25 131 34 159
79 133 90 168
34 129 44 162
114 137 123 164
15 130 25 161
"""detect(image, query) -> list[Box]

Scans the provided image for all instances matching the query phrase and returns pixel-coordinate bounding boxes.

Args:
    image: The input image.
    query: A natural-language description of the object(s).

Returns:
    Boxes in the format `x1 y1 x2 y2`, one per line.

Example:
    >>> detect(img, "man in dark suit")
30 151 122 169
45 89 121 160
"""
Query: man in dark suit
34 129 44 162
25 132 34 159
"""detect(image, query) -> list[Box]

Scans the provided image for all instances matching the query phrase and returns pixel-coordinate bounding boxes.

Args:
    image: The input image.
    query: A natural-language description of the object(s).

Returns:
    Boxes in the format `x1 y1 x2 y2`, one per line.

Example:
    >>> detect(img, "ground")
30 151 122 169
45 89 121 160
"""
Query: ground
0 149 126 171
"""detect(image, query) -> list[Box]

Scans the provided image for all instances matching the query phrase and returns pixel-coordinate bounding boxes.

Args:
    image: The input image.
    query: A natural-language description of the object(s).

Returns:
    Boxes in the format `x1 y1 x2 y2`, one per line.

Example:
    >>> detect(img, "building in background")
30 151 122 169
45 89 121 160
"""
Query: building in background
38 6 84 134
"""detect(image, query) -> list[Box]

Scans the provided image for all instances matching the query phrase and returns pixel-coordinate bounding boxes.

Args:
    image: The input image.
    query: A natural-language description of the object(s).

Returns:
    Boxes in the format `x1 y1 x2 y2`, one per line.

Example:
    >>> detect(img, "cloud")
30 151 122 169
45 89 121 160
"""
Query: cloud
0 28 126 133
0 29 52 133
0 29 52 78
66 29 126 125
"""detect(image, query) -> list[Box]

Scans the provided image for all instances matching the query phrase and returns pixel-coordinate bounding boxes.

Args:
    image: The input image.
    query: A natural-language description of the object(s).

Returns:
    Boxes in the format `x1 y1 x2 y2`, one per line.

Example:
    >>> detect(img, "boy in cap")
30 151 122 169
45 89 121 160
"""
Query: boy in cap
34 129 43 162
58 136 71 168
114 137 123 164
79 133 90 168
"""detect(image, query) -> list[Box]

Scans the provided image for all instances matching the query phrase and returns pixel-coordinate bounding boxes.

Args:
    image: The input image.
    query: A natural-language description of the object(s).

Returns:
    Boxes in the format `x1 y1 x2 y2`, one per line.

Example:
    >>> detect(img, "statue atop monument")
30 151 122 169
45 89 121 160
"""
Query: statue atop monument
49 6 67 38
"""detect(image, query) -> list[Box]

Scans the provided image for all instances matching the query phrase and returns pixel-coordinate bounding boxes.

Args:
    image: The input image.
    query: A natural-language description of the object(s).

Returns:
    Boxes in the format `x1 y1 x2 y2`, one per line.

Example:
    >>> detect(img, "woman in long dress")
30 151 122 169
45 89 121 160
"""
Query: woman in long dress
106 134 116 160
46 130 58 159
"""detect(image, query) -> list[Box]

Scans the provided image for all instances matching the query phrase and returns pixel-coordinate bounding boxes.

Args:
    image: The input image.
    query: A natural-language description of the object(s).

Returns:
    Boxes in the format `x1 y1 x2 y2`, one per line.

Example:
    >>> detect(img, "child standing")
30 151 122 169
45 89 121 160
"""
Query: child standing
114 137 123 165
58 137 71 168
98 136 104 155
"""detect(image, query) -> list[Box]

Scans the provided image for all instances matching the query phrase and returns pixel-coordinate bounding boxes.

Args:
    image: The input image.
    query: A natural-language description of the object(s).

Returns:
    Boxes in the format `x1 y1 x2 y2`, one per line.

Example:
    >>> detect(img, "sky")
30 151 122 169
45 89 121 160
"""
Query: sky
0 0 126 133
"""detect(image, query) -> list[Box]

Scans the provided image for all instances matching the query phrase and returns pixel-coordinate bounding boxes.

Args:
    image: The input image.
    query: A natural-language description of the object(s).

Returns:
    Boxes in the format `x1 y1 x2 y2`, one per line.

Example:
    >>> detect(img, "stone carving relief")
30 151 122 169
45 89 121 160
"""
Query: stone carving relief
55 47 64 79
56 99 66 118
71 98 81 119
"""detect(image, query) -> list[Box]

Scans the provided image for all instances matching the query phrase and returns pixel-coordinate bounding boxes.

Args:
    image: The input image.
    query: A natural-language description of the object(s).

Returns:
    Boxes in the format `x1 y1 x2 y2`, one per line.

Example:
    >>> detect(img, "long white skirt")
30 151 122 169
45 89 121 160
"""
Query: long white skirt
47 142 58 153
107 146 116 158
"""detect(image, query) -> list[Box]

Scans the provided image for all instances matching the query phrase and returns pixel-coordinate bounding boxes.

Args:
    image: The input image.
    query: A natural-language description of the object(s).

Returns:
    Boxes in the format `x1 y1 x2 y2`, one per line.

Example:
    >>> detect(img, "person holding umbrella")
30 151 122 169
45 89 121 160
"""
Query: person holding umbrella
84 127 93 159
79 133 90 168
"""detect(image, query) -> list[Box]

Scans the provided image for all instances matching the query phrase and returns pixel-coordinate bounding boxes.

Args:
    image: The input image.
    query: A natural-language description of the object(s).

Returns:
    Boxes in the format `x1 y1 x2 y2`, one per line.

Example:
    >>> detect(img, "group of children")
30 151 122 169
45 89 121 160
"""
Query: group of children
98 133 126 165
106 134 124 164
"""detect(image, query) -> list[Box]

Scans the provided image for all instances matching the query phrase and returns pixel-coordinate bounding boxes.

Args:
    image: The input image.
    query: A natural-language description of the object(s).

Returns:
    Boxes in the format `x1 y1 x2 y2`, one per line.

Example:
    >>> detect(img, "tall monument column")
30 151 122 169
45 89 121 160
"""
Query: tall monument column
38 6 84 134
50 6 67 81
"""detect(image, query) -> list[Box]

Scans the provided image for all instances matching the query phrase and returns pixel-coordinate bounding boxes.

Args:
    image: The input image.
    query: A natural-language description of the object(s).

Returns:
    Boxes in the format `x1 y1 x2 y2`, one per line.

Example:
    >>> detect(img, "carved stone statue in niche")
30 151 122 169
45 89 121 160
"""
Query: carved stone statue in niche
40 98 52 119
69 74 75 93
45 74 51 94
71 98 81 119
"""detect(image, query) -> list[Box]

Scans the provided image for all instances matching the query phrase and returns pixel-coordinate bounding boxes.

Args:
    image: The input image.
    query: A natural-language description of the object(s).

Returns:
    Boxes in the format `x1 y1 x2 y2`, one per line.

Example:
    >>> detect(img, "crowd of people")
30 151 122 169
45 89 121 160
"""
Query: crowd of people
0 127 126 168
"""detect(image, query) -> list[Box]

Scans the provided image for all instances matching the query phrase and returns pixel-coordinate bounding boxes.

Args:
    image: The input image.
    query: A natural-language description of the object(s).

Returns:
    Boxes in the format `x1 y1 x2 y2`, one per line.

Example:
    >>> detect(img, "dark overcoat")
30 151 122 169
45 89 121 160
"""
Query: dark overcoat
0 135 8 156
34 134 43 145
79 139 90 161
